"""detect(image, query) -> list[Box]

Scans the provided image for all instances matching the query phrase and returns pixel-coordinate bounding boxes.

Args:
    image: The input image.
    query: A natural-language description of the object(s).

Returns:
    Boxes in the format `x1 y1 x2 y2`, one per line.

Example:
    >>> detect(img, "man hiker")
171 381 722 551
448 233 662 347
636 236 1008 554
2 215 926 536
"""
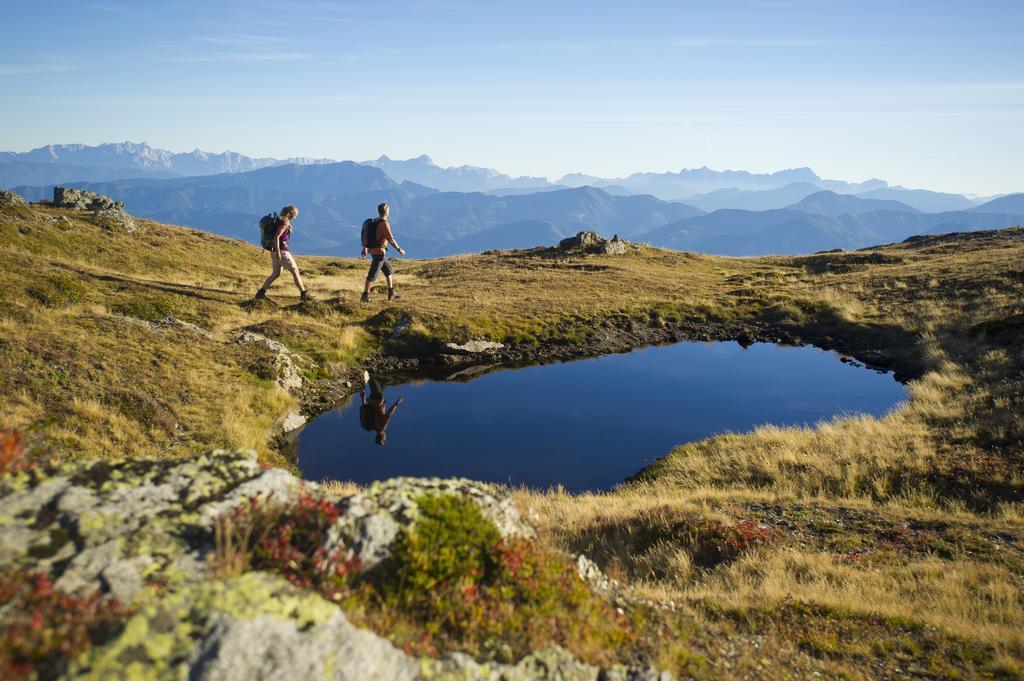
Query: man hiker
359 377 404 445
361 202 405 302
255 204 314 301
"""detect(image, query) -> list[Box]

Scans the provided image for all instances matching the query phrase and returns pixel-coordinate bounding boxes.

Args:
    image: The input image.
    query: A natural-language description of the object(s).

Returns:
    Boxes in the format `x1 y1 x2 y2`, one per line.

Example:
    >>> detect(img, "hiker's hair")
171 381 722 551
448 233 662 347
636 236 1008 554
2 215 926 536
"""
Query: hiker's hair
377 202 389 216
281 205 298 220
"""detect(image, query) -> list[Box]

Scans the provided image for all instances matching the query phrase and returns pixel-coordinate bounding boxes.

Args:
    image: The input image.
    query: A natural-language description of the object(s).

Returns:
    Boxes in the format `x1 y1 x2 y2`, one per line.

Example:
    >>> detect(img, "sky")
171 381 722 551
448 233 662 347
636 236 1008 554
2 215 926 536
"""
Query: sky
1 0 1022 195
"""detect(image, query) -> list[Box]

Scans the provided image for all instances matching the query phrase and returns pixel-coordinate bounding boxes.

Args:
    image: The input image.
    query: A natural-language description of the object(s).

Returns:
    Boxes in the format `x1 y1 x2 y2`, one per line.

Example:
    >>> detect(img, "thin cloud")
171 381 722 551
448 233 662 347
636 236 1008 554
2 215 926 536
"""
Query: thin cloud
161 51 315 63
195 33 292 46
0 63 84 77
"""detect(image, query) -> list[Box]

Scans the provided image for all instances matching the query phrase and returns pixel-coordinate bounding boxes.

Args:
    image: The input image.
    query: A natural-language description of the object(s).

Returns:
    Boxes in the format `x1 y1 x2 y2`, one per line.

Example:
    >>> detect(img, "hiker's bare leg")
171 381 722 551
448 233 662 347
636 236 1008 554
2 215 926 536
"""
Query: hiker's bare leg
289 266 306 293
385 274 394 289
363 279 373 294
261 260 282 290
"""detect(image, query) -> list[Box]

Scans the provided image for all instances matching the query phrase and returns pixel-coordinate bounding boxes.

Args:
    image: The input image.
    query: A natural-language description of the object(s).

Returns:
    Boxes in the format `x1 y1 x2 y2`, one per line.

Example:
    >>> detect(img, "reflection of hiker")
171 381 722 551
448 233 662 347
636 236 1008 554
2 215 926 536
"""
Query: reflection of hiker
255 205 314 301
360 202 405 303
359 378 404 445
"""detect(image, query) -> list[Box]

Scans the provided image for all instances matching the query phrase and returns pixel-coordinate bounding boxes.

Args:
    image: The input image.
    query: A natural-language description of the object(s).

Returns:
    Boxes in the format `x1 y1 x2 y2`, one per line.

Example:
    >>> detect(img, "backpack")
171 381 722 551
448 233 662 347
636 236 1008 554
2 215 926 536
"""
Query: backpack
360 217 379 249
259 212 279 250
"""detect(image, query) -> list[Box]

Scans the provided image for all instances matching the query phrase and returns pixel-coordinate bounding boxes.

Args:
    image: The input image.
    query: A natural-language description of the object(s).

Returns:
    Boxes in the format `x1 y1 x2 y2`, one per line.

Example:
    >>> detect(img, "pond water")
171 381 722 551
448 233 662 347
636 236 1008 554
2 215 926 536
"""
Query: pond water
297 342 908 492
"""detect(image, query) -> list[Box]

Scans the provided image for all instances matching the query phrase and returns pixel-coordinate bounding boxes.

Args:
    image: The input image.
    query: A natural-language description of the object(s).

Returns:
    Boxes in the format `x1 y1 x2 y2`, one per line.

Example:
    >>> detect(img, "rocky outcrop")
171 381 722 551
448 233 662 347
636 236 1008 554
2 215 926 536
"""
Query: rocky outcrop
445 339 506 354
235 331 303 392
557 231 631 255
326 477 535 572
0 189 28 207
52 186 137 232
0 450 667 680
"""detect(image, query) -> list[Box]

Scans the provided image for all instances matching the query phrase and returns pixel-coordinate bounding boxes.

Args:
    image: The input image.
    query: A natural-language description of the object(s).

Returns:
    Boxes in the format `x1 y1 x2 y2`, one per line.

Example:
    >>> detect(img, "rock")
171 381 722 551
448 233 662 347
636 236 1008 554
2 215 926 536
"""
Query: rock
445 339 505 354
0 189 27 207
236 331 288 354
157 316 213 339
52 186 124 212
188 611 416 681
235 332 303 392
602 234 627 255
4 451 675 680
325 477 535 572
196 468 302 530
52 186 137 232
558 230 604 250
390 316 412 339
280 412 306 433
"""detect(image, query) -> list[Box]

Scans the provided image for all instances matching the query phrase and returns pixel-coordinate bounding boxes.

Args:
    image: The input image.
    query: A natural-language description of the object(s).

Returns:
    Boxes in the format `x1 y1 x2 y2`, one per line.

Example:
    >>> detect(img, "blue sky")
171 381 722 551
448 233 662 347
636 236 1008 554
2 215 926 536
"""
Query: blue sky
1 0 1021 195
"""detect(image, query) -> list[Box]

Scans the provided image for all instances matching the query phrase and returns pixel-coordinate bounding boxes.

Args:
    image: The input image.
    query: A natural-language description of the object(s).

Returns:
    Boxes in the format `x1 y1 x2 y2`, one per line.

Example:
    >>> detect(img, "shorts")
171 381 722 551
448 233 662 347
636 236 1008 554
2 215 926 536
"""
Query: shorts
366 254 393 282
273 250 297 272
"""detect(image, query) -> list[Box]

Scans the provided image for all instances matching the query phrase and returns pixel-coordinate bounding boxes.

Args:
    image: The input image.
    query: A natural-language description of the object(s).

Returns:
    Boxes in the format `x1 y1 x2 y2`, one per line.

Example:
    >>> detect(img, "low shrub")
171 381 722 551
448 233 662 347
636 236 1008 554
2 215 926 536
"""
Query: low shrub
0 572 130 680
212 491 359 599
26 273 86 308
0 430 31 475
111 294 174 321
364 493 636 664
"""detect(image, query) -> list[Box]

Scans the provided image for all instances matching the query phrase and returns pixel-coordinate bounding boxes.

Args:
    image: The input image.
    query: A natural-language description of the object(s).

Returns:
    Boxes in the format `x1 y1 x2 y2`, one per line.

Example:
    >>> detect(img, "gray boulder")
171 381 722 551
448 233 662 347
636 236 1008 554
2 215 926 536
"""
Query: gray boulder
602 234 628 255
445 339 505 354
52 186 137 232
0 189 27 207
235 331 303 392
325 477 535 572
558 230 604 250
558 231 630 255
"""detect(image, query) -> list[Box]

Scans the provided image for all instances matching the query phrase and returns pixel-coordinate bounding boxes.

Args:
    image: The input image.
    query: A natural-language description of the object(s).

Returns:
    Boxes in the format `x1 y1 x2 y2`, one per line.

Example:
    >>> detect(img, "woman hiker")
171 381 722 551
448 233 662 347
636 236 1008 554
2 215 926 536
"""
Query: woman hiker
255 205 314 301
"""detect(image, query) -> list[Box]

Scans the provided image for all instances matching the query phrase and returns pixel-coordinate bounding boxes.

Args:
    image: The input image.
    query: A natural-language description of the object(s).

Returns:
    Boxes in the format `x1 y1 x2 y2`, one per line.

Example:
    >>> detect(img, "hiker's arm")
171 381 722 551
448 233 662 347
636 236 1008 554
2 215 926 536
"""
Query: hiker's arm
382 222 405 255
381 401 401 430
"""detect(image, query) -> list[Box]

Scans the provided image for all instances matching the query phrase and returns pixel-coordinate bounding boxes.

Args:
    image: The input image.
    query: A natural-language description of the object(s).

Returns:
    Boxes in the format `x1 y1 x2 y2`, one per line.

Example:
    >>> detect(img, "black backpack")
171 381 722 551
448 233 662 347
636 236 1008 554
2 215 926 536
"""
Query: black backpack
259 212 279 250
361 218 378 249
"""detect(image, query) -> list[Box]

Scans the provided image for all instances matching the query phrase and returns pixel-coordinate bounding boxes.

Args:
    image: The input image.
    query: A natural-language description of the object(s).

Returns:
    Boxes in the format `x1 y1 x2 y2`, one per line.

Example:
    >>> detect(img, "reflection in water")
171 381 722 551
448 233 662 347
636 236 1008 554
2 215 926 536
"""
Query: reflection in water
358 378 403 446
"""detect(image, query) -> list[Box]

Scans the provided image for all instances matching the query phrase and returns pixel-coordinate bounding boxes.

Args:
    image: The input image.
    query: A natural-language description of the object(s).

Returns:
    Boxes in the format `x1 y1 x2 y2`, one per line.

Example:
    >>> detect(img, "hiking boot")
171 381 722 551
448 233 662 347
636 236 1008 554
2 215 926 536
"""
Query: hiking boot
388 287 399 301
360 292 370 303
254 288 268 300
300 290 315 302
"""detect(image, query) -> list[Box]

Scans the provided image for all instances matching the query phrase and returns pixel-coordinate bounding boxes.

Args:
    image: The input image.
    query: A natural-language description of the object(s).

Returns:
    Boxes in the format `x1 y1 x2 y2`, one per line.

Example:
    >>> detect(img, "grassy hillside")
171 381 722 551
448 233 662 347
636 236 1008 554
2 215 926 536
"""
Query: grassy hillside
2 201 1023 677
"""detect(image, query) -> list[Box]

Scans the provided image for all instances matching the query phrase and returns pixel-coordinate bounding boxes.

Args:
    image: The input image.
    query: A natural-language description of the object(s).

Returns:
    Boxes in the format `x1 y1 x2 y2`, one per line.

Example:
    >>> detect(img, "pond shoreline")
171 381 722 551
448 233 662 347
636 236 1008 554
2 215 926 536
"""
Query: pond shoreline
290 312 924 473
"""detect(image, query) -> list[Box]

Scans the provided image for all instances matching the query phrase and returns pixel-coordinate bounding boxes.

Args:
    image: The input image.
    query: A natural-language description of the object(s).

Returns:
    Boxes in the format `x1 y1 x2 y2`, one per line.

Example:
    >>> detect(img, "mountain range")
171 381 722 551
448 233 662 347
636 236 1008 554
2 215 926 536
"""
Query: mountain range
5 142 1022 257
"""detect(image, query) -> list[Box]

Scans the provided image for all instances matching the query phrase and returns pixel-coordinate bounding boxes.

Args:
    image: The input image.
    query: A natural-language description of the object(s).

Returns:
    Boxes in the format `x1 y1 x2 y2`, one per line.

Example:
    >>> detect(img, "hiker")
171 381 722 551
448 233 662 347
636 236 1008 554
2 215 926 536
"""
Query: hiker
360 202 405 302
358 378 404 445
255 205 313 301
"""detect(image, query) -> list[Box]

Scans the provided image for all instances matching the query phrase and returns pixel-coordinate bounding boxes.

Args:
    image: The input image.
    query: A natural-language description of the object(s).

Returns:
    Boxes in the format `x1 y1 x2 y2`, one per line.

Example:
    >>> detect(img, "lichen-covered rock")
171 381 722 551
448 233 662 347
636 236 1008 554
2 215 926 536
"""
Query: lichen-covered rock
445 339 506 354
53 186 125 212
557 231 630 256
325 477 536 572
0 189 28 207
236 331 303 392
1 450 673 681
602 235 627 255
52 186 138 232
0 450 263 597
558 231 604 250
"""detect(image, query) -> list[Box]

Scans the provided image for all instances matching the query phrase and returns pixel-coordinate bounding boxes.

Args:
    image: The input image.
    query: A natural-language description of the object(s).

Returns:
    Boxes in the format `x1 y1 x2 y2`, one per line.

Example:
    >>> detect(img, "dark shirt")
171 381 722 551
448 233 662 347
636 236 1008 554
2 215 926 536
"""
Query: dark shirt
275 219 291 252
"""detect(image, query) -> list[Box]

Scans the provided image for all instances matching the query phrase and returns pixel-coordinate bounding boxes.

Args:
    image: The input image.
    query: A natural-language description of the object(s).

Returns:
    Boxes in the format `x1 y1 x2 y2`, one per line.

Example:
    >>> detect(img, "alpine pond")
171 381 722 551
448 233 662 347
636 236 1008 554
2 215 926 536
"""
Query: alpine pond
298 342 908 492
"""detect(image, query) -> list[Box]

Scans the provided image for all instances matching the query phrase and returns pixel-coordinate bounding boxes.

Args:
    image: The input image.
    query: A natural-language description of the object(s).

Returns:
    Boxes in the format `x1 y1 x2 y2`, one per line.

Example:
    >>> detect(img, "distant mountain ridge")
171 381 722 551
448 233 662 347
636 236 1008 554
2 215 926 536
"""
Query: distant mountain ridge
0 142 334 178
365 154 551 193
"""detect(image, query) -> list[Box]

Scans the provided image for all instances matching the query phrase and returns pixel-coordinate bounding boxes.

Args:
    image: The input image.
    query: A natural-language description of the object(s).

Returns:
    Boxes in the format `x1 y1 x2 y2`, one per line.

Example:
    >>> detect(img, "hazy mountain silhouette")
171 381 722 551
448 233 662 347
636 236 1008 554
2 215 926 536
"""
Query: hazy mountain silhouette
854 187 976 213
366 155 551 193
787 190 921 217
968 193 1024 214
685 182 823 212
